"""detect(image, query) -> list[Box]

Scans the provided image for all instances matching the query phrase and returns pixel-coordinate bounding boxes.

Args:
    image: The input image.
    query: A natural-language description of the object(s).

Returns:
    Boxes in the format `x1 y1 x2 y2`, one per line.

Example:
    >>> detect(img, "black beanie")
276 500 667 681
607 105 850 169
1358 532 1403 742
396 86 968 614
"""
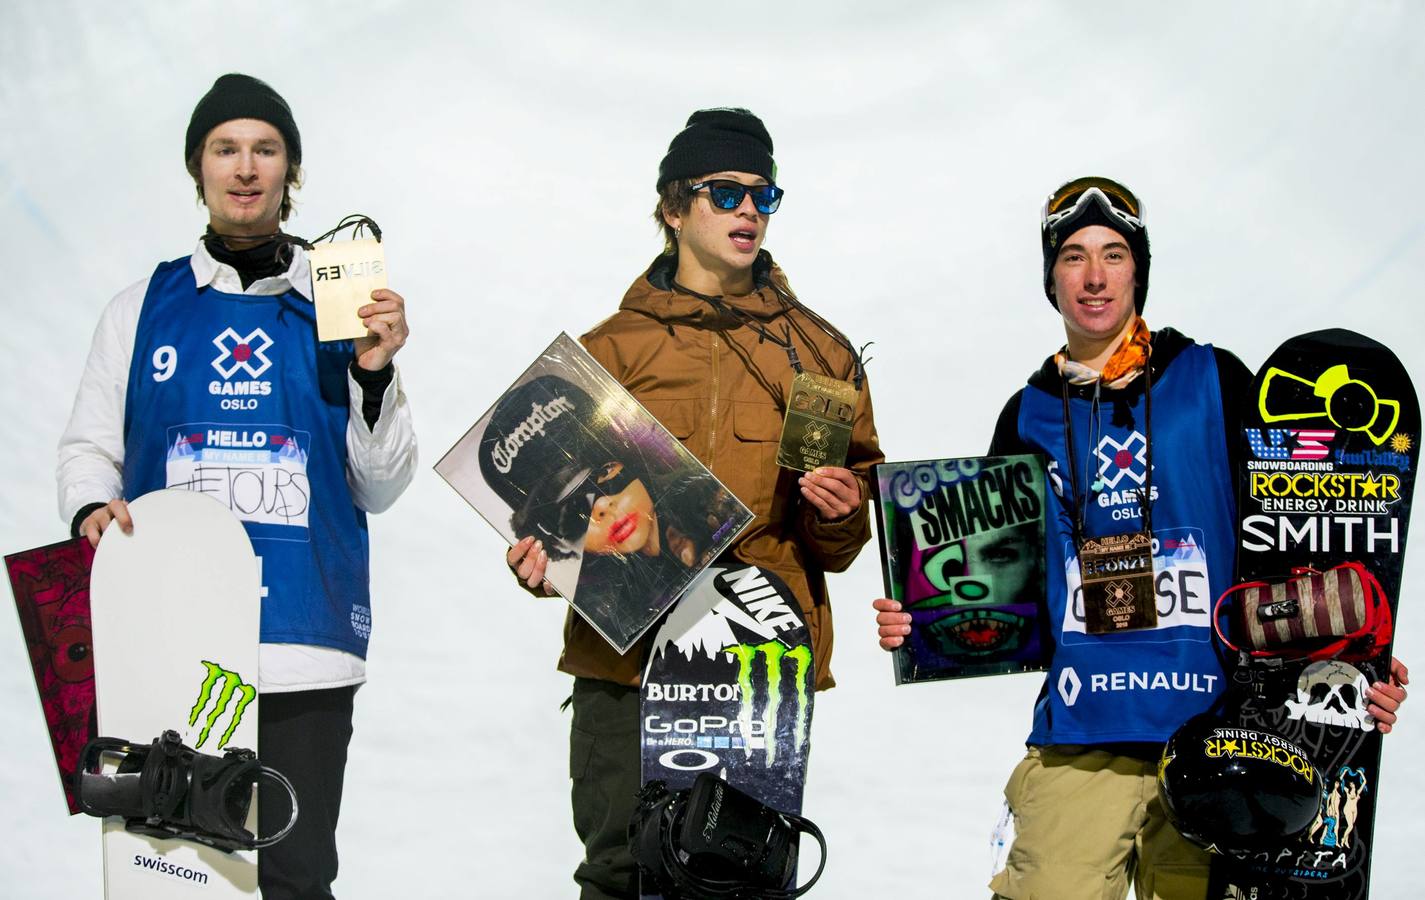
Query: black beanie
1042 183 1151 312
657 108 775 189
185 74 301 164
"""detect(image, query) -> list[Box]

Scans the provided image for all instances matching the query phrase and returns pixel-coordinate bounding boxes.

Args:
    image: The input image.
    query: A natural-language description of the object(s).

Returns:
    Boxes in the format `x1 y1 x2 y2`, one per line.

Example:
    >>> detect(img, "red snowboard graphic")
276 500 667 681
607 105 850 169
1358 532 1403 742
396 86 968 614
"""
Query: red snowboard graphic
7 537 97 814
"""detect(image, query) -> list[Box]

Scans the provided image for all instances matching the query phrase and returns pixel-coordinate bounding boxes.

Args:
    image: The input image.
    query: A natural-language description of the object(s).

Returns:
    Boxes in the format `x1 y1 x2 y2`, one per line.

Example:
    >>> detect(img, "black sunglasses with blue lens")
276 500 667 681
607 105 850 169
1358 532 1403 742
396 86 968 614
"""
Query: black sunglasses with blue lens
689 180 784 215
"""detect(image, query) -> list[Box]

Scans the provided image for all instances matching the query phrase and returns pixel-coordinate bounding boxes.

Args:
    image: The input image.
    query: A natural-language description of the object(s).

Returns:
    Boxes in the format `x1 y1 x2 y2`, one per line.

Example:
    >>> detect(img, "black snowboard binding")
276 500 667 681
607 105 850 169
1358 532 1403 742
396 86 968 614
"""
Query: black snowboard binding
629 773 827 899
75 729 298 852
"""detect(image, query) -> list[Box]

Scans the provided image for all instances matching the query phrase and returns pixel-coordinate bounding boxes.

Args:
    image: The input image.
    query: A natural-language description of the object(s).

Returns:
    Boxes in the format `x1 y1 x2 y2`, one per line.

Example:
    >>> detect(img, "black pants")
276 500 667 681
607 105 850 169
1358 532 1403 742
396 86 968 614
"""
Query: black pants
570 677 642 900
258 686 356 900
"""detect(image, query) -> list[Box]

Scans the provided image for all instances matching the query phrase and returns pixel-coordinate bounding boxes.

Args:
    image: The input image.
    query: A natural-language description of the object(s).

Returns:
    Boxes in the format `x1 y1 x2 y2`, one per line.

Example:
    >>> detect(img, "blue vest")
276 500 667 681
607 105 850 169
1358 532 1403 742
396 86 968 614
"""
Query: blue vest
122 258 372 657
1018 343 1235 744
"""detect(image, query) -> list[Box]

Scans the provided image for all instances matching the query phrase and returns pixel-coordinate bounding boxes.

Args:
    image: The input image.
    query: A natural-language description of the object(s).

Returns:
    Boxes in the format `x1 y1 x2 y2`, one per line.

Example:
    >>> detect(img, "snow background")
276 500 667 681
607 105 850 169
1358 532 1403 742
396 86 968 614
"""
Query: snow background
3 1 1424 896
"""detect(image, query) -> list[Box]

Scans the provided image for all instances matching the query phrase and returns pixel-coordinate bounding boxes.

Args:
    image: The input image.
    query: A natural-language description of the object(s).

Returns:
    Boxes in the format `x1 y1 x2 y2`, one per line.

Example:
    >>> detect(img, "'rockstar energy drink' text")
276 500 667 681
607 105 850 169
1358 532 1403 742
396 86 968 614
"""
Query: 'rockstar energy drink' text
1249 470 1400 516
1203 732 1315 785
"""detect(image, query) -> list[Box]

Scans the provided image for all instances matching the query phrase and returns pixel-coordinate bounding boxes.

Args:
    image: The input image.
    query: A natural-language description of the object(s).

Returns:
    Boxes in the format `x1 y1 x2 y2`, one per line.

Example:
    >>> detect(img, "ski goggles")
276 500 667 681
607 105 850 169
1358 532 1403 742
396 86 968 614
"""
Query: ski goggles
1041 177 1144 234
690 180 785 214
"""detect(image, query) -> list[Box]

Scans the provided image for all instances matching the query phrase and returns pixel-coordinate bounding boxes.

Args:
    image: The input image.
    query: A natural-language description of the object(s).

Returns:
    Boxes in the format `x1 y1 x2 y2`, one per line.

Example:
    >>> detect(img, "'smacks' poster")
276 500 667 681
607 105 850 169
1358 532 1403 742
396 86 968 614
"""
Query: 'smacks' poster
873 455 1050 684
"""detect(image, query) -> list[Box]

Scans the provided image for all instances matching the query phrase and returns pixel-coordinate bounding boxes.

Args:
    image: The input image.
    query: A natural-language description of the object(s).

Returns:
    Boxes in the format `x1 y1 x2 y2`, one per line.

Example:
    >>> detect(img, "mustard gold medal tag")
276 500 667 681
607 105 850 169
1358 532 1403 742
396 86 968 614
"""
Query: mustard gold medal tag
777 371 856 472
310 238 387 341
1079 531 1157 633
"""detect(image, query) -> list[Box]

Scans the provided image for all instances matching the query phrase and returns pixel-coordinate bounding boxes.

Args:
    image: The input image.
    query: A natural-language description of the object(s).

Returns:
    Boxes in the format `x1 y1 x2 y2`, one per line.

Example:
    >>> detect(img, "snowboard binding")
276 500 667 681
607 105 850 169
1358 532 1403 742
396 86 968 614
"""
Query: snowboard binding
75 729 298 852
629 772 826 898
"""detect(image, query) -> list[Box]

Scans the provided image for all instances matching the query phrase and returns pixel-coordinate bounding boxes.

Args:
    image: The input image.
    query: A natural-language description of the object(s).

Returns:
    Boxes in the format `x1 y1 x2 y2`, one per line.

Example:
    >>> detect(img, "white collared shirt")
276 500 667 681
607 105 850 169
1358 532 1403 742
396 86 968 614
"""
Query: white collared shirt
57 240 418 691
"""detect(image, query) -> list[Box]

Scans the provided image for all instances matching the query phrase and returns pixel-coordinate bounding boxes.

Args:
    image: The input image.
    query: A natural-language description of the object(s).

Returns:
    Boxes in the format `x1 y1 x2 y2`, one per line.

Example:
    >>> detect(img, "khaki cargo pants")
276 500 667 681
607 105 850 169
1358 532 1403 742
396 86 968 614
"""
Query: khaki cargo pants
989 746 1211 900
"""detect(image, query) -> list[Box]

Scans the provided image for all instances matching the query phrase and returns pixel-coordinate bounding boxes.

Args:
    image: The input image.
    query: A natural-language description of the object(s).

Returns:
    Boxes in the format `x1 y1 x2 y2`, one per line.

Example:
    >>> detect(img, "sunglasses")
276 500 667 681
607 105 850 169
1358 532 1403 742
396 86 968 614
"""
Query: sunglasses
690 180 785 215
531 461 640 541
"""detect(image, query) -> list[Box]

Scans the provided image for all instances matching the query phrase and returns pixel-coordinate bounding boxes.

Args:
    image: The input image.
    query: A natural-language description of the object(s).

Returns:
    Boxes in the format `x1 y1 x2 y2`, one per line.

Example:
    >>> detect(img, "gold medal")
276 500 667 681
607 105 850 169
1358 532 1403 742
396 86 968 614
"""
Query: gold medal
777 371 856 472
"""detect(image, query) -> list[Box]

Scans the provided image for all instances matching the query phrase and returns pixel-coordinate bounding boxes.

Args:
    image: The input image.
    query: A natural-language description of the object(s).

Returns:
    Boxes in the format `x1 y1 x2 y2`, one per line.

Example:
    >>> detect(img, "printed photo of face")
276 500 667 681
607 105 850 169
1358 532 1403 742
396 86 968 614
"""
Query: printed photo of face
965 522 1041 605
582 462 661 558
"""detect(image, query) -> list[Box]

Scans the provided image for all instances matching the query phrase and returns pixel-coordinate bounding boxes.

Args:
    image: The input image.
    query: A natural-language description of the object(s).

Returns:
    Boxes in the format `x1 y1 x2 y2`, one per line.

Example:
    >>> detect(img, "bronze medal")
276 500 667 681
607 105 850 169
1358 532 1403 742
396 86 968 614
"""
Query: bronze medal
1079 531 1157 633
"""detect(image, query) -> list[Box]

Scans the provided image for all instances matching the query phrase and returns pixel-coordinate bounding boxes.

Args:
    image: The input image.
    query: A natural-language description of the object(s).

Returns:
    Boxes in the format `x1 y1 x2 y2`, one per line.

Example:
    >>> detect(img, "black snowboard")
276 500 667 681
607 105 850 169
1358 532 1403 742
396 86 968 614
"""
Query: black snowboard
1209 329 1418 899
639 564 814 897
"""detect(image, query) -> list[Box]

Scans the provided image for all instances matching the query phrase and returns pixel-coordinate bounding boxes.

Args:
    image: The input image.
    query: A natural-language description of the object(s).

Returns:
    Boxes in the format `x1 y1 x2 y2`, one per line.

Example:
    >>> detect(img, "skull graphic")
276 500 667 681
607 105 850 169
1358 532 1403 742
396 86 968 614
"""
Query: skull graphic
1285 660 1374 731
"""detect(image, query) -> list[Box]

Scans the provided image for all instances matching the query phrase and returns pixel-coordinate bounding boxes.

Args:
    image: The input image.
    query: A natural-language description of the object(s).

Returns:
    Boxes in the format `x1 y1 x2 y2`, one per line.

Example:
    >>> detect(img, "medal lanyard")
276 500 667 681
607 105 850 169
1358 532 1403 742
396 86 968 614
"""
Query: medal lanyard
672 280 806 375
670 279 869 389
206 214 384 271
1058 364 1154 544
308 214 382 245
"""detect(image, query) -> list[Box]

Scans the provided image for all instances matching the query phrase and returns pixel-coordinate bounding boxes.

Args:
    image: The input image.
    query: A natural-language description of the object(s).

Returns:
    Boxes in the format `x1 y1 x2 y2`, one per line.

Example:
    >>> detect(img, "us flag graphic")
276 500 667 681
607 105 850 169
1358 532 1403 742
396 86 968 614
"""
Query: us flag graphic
1290 429 1335 459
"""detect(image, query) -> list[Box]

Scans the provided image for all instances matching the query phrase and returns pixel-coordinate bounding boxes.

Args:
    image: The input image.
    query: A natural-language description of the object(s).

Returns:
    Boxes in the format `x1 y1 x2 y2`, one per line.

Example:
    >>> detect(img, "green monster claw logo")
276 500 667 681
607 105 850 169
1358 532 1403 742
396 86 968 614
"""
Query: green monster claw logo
724 642 811 767
188 660 256 749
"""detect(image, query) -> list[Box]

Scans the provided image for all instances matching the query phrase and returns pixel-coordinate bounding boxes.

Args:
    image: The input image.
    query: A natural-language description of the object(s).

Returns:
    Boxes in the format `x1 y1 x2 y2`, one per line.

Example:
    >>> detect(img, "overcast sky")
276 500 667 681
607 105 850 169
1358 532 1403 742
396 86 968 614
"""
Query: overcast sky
3 2 1423 896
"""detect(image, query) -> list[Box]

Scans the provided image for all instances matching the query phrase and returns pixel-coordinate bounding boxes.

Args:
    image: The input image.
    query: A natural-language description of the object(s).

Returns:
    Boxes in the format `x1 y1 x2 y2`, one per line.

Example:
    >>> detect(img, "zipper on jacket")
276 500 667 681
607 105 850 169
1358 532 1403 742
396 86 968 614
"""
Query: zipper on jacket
709 331 720 465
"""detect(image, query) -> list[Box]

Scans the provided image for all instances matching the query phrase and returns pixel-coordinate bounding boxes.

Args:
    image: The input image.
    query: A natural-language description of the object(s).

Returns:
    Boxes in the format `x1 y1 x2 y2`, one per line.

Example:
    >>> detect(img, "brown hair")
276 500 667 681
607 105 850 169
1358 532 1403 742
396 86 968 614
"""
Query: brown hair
652 178 697 255
185 144 304 223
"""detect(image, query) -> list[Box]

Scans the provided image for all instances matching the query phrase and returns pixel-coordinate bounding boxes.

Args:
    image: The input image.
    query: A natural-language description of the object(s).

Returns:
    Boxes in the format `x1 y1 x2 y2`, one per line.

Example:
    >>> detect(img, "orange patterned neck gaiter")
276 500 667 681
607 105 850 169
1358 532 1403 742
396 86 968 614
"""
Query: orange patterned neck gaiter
1055 317 1151 389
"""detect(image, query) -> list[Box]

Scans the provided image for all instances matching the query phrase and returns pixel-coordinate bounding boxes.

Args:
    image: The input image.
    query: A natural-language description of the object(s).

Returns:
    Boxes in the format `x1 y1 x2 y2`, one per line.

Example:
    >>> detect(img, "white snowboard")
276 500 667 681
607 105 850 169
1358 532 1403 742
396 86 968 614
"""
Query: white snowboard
90 489 262 898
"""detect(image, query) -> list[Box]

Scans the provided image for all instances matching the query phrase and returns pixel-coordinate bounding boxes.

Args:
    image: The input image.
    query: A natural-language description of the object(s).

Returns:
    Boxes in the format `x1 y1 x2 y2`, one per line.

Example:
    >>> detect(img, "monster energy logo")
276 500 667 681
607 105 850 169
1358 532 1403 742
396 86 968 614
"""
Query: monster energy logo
724 641 811 766
188 660 255 749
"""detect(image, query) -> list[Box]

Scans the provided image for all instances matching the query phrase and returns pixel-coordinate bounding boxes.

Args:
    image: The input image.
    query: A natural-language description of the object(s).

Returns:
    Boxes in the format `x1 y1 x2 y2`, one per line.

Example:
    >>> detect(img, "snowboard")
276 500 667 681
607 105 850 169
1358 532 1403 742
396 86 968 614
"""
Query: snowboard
639 564 815 897
1209 329 1418 899
90 489 263 898
6 536 97 814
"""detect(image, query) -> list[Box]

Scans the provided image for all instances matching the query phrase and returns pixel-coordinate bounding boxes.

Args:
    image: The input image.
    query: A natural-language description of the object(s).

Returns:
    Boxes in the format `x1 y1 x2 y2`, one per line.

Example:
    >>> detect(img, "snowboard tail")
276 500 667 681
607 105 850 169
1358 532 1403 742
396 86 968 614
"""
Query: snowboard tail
638 564 815 897
90 490 264 899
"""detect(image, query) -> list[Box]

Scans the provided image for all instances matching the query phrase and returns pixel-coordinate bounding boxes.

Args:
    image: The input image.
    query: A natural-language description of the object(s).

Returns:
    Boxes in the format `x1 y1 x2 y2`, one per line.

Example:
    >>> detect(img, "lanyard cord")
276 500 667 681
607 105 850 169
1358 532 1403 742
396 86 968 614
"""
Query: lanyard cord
1059 363 1154 544
671 280 805 374
669 275 869 388
308 214 382 246
766 280 867 389
209 214 383 272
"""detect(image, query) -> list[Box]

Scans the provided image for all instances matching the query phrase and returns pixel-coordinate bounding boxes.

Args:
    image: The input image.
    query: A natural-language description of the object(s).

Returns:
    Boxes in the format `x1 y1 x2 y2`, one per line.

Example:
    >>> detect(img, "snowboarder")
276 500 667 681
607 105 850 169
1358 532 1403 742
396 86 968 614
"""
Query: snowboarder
872 176 1407 899
505 107 883 899
57 73 417 899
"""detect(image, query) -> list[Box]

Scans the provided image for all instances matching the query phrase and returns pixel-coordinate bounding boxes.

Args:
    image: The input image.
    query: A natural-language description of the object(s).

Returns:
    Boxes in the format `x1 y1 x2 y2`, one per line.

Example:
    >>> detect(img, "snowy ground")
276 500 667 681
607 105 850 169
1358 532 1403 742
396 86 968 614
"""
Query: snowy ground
3 2 1424 897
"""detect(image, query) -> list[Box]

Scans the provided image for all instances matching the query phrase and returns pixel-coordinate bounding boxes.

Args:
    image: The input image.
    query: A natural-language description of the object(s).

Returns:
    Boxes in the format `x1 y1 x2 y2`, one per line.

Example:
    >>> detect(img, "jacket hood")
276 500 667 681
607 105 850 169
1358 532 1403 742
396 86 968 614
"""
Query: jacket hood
618 250 794 328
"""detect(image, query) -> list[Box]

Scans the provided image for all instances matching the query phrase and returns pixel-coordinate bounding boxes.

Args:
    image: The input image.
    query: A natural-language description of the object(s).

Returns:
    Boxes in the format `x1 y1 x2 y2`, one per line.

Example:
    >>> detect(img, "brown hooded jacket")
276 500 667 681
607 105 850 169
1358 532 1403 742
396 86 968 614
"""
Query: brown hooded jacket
557 252 883 691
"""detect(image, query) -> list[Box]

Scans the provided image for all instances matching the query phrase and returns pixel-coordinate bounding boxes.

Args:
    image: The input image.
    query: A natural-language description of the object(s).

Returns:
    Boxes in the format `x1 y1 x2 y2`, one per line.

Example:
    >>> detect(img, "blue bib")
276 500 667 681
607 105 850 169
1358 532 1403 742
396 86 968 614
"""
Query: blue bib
1018 343 1236 744
122 258 373 656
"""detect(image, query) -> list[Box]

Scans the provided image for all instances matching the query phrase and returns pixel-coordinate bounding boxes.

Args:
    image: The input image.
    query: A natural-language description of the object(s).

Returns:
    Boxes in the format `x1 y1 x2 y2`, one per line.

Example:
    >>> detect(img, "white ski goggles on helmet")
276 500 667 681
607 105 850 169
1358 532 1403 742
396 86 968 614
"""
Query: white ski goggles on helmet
1041 177 1145 234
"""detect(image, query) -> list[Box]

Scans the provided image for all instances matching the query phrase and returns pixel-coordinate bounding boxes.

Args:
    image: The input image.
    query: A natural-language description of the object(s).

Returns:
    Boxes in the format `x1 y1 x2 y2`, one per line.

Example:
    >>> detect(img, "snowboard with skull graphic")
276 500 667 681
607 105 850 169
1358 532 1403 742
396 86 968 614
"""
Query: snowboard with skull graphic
1210 330 1418 900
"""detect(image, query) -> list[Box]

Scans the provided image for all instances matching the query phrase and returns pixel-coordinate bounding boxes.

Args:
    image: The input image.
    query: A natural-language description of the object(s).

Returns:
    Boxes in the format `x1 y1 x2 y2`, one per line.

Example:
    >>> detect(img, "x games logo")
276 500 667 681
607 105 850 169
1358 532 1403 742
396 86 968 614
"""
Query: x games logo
212 327 274 379
1095 432 1148 488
